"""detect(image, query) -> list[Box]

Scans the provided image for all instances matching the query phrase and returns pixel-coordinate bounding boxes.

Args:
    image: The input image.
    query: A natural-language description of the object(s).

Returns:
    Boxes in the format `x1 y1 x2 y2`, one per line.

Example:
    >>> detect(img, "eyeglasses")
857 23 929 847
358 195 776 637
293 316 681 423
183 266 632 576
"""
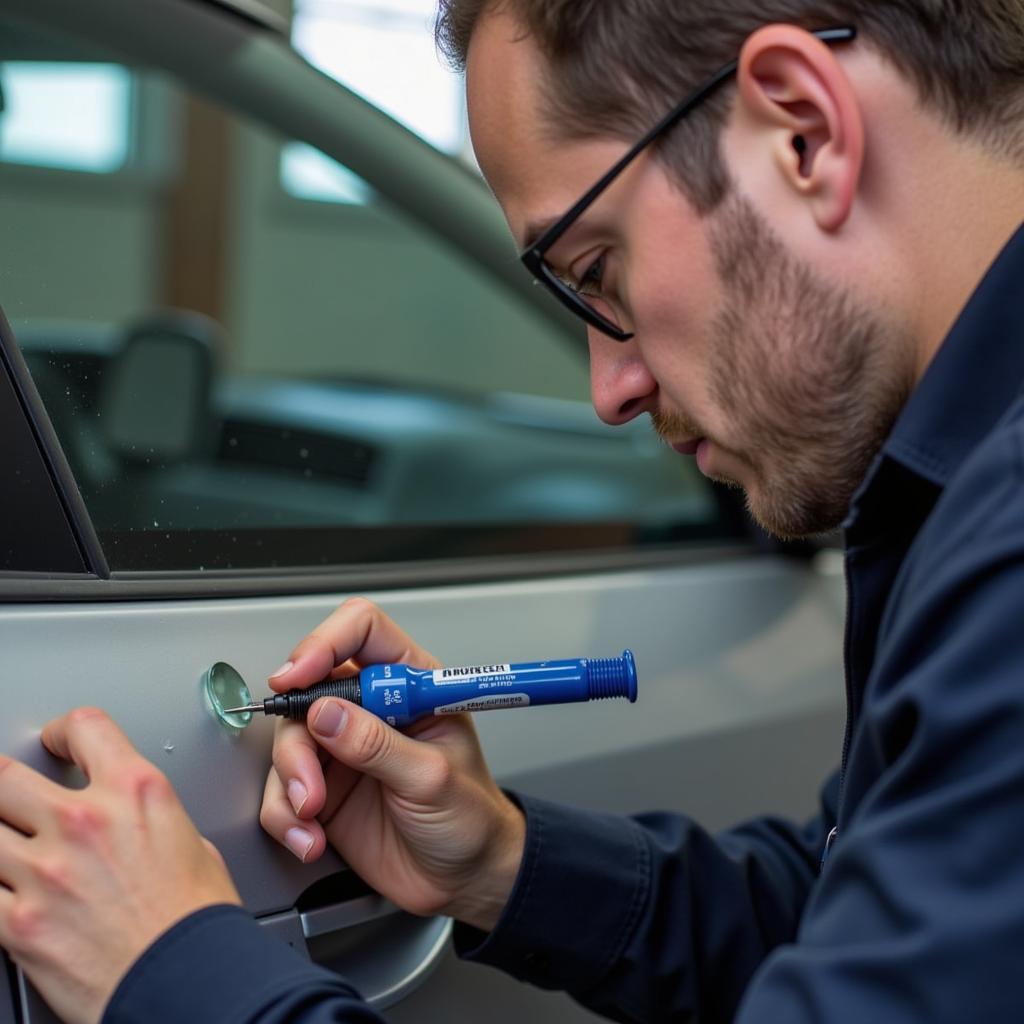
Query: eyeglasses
519 26 857 342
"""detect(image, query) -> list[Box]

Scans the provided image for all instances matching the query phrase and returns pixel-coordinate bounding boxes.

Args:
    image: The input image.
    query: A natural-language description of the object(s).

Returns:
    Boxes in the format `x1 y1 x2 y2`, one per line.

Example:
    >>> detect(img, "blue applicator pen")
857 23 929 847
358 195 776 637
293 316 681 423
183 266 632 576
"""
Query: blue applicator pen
223 651 637 727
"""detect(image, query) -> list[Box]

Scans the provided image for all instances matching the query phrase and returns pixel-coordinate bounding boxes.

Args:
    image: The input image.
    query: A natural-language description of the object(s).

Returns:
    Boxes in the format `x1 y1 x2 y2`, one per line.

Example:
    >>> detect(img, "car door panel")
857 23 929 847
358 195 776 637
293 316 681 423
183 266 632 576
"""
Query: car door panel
0 559 844 916
0 557 843 1023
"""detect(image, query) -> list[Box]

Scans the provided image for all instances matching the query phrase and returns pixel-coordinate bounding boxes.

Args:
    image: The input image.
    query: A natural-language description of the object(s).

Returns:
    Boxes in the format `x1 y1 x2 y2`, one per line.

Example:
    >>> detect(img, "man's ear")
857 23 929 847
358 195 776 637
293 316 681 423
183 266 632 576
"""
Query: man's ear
734 25 864 232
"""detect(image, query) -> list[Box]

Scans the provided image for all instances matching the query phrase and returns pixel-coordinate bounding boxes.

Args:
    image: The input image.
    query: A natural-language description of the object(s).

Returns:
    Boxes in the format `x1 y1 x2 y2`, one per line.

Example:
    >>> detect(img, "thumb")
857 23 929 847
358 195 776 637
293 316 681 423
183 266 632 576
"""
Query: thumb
307 698 447 803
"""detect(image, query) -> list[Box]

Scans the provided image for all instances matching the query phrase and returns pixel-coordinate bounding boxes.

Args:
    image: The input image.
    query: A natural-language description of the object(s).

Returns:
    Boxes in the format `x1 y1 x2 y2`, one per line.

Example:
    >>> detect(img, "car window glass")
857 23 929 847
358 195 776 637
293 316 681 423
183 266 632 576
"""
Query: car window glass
0 20 723 573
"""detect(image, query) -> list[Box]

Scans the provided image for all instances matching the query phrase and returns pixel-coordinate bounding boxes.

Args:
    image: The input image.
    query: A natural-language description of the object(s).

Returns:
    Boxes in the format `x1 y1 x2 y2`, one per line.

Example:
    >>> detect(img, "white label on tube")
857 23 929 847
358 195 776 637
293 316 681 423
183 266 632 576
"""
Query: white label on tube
432 664 512 685
433 694 530 714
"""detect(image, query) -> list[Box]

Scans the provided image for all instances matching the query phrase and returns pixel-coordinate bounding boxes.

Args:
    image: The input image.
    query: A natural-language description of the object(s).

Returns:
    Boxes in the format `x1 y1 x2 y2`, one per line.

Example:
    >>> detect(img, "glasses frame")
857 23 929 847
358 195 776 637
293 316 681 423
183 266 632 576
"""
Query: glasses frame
519 26 857 342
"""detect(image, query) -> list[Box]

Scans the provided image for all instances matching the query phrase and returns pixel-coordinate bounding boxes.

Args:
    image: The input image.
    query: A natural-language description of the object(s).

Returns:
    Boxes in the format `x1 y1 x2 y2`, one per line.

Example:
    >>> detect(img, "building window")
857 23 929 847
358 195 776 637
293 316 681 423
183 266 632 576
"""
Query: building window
0 63 132 174
284 0 464 205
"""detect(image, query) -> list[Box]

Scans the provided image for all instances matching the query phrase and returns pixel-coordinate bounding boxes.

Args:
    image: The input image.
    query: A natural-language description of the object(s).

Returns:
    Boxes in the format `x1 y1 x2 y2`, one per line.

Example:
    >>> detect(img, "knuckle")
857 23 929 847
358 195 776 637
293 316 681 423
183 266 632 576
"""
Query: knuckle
68 706 109 727
31 855 73 894
258 796 284 833
295 631 330 659
258 798 296 844
258 805 289 841
341 596 377 619
120 761 173 804
269 747 290 780
6 900 43 946
271 729 305 771
269 739 283 770
55 800 109 843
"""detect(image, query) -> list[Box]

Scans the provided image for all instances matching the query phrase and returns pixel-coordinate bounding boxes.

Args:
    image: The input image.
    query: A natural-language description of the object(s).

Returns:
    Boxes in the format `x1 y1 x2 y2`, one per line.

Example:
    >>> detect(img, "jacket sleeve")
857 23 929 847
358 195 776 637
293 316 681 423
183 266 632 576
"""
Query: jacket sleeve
455 776 837 1024
462 437 1024 1024
103 905 385 1024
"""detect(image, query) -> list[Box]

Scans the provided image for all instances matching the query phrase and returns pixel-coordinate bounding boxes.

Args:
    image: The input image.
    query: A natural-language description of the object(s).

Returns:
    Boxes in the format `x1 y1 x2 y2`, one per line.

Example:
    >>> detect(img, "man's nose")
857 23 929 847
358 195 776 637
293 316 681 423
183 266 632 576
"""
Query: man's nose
588 330 657 425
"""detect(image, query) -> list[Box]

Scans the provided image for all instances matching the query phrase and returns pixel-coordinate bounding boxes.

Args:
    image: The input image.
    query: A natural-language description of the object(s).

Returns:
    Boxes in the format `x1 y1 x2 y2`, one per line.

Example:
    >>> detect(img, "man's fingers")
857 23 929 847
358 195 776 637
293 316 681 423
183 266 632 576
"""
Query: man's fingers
316 756 365 825
307 699 452 805
264 719 330 863
0 822 33 888
0 887 15 946
39 708 140 782
260 767 327 864
0 756 66 836
269 598 439 694
270 719 328 820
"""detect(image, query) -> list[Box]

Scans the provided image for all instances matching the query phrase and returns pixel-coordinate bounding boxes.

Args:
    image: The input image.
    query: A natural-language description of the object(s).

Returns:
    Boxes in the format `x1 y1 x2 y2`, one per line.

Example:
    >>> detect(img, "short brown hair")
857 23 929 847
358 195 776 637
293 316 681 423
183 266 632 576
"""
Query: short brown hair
437 0 1024 211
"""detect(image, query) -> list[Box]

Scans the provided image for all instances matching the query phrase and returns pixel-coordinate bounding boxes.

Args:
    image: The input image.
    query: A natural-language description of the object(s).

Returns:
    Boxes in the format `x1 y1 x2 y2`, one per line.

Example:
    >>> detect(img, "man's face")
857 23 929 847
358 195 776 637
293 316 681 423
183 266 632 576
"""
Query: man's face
467 13 913 539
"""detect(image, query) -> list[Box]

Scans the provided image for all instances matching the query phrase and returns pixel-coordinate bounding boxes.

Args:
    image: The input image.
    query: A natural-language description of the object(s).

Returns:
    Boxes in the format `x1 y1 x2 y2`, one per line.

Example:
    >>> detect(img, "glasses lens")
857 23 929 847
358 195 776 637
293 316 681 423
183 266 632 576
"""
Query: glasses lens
538 261 632 341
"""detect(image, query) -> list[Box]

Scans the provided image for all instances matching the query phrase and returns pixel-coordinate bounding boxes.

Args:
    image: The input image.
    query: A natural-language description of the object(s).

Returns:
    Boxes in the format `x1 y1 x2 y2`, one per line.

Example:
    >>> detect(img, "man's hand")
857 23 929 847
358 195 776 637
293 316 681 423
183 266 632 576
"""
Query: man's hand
0 709 241 1024
260 598 526 931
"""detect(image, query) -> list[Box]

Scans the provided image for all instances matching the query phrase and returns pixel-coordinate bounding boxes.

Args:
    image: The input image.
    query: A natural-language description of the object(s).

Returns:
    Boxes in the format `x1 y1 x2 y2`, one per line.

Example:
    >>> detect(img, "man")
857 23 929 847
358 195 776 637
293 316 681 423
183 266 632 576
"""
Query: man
3 1 1024 1021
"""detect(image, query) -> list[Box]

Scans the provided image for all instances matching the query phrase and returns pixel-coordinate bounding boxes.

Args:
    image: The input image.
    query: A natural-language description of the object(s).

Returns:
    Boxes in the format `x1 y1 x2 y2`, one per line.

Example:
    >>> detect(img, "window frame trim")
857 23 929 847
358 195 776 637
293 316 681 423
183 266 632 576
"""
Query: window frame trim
0 541 761 603
0 305 109 578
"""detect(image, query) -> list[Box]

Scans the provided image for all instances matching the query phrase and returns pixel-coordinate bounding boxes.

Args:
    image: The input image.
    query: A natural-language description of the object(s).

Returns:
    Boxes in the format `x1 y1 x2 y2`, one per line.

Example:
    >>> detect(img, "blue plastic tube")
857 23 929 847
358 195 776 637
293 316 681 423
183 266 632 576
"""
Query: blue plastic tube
249 651 638 727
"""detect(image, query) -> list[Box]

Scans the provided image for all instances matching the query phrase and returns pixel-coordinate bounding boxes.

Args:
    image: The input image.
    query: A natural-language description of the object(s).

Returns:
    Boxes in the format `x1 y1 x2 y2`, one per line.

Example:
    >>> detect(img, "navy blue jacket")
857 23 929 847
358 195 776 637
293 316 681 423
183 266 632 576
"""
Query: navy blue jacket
105 223 1024 1023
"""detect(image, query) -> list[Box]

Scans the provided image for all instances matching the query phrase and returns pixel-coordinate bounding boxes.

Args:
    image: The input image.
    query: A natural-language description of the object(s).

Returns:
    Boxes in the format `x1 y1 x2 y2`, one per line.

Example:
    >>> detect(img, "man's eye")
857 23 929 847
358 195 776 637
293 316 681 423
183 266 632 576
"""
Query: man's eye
556 253 606 297
576 253 606 298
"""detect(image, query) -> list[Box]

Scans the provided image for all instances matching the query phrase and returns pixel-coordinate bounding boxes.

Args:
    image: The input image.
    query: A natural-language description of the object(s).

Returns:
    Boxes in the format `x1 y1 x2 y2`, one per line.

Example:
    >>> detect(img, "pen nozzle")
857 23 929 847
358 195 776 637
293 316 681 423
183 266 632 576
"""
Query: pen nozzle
265 678 363 720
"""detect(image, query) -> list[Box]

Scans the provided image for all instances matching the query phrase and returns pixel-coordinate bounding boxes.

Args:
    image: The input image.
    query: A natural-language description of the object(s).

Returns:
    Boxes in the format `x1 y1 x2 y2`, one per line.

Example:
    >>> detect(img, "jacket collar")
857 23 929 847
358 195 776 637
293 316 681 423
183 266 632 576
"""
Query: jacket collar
846 223 1024 538
883 223 1024 487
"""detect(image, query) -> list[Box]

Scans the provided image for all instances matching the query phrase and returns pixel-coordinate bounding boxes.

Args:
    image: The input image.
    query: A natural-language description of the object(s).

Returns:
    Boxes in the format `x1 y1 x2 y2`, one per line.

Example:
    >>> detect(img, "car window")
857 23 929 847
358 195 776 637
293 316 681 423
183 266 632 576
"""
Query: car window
0 18 725 575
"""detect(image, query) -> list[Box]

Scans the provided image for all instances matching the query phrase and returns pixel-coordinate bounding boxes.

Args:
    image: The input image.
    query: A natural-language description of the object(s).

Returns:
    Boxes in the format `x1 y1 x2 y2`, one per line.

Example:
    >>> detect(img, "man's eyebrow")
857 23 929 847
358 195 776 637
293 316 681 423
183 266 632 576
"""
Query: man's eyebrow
521 216 559 253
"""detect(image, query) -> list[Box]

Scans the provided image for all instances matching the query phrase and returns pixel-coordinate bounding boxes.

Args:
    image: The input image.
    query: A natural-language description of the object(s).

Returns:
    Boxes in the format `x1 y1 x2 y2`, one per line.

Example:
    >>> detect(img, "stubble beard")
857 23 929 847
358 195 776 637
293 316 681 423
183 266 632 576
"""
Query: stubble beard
695 193 913 540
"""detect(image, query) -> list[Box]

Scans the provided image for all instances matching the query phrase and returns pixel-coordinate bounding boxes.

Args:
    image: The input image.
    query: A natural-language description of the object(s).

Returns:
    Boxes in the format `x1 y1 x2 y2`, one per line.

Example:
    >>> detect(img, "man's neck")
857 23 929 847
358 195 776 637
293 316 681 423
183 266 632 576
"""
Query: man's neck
908 148 1024 382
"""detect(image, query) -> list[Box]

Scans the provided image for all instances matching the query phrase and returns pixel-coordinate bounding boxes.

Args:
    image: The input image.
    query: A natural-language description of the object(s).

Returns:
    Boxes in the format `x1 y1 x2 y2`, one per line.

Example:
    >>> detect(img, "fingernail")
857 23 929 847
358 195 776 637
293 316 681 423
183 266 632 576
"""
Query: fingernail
311 700 346 738
287 779 308 815
285 827 314 863
270 661 294 679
